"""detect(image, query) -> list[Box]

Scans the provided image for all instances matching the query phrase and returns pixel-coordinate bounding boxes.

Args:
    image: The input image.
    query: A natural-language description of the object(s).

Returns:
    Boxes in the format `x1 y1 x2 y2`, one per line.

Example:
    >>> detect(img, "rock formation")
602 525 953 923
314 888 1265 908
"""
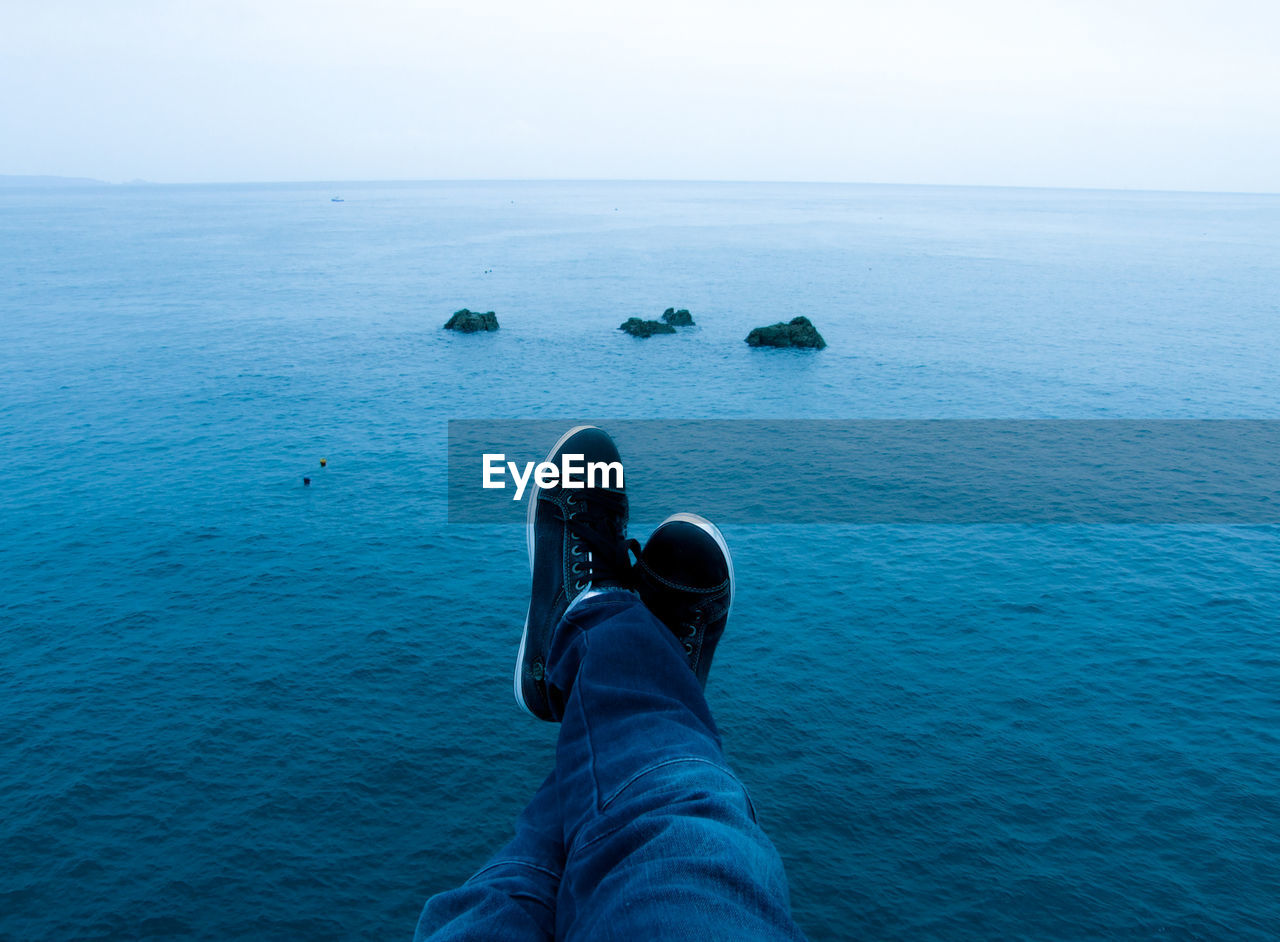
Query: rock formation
745 316 826 349
619 317 677 338
661 307 695 326
444 309 500 332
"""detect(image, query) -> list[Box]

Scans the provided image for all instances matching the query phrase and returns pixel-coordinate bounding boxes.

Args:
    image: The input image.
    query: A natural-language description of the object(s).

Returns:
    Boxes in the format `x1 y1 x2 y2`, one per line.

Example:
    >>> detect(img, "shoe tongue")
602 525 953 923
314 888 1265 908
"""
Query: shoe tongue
588 535 637 588
569 488 628 555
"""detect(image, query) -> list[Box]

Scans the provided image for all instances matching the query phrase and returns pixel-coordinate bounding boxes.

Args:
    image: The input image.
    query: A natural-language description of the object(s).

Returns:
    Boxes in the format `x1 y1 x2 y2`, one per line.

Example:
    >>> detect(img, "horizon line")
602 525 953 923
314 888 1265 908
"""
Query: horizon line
3 173 1278 198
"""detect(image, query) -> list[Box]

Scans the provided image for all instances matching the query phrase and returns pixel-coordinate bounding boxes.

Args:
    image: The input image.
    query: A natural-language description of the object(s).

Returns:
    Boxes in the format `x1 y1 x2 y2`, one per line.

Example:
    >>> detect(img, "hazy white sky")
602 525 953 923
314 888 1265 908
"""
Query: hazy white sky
3 0 1278 190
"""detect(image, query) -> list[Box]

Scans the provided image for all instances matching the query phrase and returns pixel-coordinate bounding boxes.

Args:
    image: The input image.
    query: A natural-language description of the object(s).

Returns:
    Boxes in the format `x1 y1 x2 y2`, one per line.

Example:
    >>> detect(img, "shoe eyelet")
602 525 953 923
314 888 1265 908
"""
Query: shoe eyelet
683 624 697 637
566 494 578 506
571 544 583 557
682 641 693 654
571 562 582 575
574 579 587 592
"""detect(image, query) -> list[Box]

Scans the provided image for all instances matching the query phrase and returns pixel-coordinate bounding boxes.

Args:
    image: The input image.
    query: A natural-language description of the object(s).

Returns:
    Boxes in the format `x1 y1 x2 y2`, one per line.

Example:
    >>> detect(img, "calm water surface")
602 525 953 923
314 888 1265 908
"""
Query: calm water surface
2 181 1278 939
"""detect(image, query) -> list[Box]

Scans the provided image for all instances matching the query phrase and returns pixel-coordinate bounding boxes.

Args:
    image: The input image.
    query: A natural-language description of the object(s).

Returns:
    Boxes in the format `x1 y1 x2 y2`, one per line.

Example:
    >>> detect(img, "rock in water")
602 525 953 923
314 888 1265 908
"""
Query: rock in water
745 316 827 349
661 307 695 326
619 317 677 338
444 309 500 332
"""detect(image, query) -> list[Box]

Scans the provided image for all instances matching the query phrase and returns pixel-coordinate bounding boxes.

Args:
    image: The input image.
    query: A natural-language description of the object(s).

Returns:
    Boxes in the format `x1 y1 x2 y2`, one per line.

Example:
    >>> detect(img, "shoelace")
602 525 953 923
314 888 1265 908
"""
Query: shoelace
563 489 640 592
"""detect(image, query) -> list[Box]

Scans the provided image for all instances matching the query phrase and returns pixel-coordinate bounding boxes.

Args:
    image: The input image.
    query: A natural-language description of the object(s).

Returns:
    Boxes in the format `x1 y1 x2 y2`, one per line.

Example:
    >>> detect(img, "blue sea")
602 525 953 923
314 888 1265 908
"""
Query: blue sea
2 181 1278 940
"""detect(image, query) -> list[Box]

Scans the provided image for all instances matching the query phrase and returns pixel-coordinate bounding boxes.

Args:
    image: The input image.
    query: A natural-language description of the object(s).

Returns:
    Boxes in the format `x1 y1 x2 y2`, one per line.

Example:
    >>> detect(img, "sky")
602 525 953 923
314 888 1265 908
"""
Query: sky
3 0 1278 191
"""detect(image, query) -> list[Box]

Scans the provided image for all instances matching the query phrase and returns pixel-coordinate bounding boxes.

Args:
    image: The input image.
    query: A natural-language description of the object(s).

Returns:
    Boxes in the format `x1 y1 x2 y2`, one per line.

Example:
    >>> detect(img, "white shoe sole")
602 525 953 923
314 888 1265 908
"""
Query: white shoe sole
513 424 597 718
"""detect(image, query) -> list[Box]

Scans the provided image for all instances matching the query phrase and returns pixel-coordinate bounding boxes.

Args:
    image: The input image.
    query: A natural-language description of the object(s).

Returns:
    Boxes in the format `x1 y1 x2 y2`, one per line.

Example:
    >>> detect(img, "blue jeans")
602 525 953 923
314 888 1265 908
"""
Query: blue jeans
415 591 805 941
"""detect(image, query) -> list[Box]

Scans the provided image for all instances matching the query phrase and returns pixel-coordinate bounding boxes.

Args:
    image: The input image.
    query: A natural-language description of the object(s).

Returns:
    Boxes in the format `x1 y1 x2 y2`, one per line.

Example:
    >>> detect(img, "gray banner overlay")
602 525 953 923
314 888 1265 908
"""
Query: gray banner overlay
448 420 1280 524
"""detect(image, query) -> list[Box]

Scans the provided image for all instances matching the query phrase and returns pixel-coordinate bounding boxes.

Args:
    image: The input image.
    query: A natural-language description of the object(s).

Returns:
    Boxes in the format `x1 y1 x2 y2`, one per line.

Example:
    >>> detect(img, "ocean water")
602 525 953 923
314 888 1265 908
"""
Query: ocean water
2 180 1278 940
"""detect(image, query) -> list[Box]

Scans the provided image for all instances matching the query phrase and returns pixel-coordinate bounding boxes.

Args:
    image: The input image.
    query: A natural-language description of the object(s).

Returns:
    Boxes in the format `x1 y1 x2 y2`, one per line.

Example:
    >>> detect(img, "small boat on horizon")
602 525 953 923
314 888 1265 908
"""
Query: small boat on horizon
330 196 344 202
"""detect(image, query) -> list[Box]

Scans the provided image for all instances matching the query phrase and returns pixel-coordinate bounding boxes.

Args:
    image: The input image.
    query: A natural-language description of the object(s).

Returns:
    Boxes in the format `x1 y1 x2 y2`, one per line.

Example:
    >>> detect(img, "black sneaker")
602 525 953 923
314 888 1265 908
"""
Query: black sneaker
634 513 734 689
515 425 637 721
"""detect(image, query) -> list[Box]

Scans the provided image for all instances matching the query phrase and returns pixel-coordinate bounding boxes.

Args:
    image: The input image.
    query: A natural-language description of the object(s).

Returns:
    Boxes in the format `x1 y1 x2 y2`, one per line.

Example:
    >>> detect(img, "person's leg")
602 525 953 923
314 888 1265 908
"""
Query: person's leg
418 424 632 940
513 427 804 940
414 772 562 942
547 535 805 940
